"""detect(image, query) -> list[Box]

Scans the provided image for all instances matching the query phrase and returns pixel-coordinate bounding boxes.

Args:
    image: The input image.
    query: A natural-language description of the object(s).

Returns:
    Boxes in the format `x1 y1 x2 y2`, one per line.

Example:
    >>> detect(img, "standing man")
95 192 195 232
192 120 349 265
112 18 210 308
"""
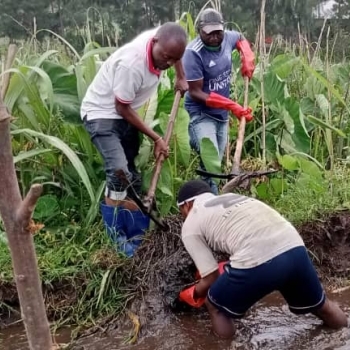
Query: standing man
81 23 188 245
176 179 348 338
182 9 255 194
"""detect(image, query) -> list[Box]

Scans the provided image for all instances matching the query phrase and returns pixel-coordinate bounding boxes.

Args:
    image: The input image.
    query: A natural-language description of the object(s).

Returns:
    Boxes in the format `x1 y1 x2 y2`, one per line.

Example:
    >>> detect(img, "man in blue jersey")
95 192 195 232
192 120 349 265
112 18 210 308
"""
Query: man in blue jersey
182 9 255 194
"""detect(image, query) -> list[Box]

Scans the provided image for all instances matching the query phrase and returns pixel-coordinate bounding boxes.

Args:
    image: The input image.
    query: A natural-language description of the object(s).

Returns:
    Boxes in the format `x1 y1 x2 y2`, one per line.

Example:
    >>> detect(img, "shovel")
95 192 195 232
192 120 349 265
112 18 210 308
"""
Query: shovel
142 90 182 213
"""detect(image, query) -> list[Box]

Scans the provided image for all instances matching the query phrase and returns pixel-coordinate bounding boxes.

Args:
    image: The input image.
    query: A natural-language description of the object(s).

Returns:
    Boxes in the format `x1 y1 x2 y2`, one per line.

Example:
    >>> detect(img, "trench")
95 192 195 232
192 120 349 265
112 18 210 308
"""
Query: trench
1 212 350 350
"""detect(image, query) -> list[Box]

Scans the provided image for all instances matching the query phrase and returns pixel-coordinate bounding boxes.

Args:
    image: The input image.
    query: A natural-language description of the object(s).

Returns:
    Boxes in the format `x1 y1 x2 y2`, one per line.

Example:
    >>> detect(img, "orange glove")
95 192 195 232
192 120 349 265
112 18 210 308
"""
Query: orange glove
178 285 205 308
236 39 255 79
206 92 253 122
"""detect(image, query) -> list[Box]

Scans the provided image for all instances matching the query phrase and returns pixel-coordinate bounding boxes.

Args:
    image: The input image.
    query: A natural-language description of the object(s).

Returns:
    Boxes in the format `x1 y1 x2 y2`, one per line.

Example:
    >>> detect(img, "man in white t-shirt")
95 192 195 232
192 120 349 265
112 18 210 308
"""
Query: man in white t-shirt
80 23 188 252
175 179 348 338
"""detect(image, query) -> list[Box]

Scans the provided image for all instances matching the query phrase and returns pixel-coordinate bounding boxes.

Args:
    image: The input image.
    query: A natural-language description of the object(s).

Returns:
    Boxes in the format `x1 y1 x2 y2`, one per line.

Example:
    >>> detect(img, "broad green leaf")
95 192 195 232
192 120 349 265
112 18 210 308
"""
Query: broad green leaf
33 194 60 220
262 73 285 103
315 94 330 117
302 60 350 115
11 129 95 202
26 65 55 113
156 89 178 118
2 68 52 128
270 54 300 79
270 178 288 196
304 75 325 100
277 154 299 171
284 97 310 153
298 158 323 179
300 97 316 116
159 186 173 197
157 111 168 135
136 139 152 170
14 149 52 164
75 63 87 102
244 119 281 143
80 47 116 61
142 91 158 126
158 159 173 195
289 152 324 170
200 138 221 177
279 131 299 154
306 115 346 137
255 182 268 200
173 108 191 166
157 192 173 216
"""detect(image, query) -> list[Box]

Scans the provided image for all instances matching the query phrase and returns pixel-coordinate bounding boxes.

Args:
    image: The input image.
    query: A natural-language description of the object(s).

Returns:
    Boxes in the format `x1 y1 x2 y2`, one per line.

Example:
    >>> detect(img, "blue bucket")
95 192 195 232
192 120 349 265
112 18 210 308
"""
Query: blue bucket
100 201 150 257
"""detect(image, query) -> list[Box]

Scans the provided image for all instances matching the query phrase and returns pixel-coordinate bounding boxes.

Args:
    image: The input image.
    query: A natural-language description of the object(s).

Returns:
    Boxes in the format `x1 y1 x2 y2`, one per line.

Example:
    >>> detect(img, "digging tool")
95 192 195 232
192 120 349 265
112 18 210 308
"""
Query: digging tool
220 77 276 193
142 90 182 212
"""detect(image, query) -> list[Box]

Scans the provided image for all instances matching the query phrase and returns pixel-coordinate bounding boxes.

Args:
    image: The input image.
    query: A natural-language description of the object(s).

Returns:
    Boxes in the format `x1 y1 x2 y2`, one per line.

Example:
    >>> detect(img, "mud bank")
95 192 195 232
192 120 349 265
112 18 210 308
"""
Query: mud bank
71 211 350 344
1 211 350 347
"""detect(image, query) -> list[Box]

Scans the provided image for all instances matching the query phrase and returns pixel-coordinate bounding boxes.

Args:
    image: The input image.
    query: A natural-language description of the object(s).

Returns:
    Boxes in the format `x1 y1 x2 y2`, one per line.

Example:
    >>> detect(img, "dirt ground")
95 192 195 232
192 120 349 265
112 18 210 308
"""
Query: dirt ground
299 210 350 287
1 211 350 333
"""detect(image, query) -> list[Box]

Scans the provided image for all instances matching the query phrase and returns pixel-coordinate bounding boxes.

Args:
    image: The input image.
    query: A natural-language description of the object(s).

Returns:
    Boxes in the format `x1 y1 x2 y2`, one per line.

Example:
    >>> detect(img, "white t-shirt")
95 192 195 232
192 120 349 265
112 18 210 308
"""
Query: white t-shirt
181 193 304 278
81 28 161 120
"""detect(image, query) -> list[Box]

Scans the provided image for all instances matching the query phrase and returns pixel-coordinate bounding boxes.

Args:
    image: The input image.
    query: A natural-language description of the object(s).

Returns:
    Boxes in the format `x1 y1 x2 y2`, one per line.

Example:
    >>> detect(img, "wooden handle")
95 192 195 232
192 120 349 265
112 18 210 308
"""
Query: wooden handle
144 90 182 209
231 77 249 174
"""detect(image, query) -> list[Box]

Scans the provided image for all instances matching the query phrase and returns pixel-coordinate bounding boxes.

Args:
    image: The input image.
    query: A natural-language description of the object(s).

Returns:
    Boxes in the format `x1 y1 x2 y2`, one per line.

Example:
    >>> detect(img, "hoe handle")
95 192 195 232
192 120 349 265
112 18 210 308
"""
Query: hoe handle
231 76 249 174
144 90 182 210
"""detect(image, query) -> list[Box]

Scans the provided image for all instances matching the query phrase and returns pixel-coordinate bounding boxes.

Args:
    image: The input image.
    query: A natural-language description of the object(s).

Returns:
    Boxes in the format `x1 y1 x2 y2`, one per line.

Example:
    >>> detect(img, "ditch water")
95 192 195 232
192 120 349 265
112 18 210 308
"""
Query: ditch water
2 289 349 350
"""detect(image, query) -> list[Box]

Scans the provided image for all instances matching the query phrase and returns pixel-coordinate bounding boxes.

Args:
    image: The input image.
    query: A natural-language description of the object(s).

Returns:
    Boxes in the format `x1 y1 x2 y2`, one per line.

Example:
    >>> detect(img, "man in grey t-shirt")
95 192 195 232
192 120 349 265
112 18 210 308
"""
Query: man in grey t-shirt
175 180 348 338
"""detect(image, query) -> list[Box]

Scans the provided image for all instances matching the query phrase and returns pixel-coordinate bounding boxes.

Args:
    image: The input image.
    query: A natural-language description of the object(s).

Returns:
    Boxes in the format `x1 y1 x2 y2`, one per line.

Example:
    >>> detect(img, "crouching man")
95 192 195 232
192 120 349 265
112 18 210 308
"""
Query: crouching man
176 180 348 338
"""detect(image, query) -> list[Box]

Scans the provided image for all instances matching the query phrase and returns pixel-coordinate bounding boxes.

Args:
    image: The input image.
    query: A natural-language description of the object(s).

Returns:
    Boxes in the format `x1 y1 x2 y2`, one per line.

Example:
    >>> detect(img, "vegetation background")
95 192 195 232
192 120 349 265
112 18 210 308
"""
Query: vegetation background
0 0 350 332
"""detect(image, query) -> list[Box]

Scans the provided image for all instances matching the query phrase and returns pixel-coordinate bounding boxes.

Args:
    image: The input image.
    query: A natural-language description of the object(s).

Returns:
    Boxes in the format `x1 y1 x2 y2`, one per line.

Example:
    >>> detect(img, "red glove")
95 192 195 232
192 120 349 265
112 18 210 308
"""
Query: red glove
206 92 253 122
236 39 255 79
178 285 205 308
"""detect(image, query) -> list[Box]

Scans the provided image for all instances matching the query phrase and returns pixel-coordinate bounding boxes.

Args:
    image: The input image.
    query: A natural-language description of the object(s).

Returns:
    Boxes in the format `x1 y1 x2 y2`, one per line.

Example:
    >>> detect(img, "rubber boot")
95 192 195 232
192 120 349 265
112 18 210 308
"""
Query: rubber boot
100 201 150 257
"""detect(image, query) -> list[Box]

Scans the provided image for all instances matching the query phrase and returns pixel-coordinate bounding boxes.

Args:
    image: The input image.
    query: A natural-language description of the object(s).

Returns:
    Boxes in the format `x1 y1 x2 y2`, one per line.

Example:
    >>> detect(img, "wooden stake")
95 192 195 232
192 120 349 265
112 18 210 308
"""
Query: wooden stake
0 45 53 350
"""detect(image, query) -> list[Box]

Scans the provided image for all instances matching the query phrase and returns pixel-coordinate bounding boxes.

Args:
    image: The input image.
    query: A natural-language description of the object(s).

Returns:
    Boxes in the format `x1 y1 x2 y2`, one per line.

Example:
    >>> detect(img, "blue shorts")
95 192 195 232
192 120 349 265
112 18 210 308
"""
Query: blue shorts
207 246 326 318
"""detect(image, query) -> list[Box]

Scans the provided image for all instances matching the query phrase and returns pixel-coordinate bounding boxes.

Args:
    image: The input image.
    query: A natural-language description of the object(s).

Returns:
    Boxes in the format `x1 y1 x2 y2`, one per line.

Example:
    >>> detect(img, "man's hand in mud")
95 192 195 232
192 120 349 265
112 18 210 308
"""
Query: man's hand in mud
154 137 169 159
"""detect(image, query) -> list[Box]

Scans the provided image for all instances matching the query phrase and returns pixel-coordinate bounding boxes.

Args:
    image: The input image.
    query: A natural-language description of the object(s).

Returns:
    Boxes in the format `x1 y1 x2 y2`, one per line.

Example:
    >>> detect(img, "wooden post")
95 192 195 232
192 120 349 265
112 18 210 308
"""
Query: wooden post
0 45 53 350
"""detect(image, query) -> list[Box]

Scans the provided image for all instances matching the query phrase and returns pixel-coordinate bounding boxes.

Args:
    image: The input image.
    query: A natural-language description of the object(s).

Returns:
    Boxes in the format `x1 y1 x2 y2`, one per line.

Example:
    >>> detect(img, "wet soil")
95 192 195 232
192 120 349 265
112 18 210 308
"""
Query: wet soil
1 211 350 349
71 291 350 350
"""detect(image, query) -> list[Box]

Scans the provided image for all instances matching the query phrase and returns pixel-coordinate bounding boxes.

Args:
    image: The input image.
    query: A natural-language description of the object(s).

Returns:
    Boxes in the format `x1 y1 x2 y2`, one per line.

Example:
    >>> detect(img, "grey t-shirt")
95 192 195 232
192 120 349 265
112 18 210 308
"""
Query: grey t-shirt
181 193 304 277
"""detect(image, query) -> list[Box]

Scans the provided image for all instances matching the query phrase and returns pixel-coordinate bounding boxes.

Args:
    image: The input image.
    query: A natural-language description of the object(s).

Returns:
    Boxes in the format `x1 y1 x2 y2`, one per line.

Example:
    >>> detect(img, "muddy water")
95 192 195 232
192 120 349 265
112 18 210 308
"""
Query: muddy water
73 289 350 350
1 290 349 350
0 324 72 349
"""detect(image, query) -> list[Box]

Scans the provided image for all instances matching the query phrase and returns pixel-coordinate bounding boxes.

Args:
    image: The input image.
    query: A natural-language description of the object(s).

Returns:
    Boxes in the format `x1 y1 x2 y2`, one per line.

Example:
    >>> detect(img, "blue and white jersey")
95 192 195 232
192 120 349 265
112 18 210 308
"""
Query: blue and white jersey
182 31 241 121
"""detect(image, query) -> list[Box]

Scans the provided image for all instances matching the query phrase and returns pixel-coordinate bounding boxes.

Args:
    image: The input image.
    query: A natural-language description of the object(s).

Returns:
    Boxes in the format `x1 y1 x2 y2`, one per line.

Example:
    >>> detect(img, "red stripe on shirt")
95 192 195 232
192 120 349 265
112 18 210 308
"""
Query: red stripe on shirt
146 38 161 77
115 96 133 104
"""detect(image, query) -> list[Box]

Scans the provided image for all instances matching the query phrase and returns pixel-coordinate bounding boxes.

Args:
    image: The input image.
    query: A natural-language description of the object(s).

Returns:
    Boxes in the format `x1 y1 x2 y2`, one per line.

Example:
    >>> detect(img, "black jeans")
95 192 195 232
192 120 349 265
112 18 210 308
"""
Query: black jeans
83 117 142 197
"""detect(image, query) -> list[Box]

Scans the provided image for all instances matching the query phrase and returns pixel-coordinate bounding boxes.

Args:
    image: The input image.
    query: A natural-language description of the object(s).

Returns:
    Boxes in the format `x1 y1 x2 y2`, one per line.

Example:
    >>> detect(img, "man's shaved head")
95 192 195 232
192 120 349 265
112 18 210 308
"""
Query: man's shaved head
155 22 187 45
152 22 187 71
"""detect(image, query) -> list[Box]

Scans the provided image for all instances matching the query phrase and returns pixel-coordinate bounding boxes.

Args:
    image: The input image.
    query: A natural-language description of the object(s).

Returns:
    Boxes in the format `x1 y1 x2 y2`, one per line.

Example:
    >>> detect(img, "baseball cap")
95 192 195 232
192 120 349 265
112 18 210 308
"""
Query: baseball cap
197 8 224 34
177 180 213 206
